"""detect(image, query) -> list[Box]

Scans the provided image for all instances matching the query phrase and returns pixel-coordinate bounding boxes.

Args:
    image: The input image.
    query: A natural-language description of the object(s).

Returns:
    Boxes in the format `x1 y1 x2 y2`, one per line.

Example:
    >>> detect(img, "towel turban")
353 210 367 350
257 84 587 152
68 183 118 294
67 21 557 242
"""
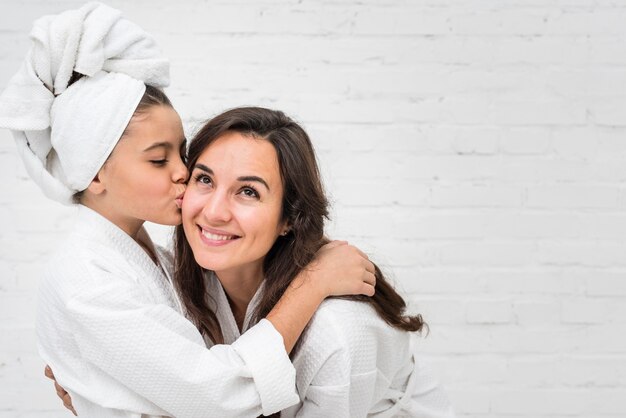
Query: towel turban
0 1 169 204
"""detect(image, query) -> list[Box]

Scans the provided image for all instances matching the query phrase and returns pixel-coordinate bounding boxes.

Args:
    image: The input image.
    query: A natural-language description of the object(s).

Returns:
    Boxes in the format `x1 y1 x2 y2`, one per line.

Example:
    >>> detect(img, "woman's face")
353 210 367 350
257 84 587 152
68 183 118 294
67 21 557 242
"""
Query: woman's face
96 105 188 228
182 131 287 275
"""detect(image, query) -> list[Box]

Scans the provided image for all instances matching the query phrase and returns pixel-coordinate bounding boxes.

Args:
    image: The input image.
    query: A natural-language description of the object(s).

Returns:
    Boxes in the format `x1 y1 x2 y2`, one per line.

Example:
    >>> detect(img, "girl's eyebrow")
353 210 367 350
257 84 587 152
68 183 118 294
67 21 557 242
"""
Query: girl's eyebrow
145 137 187 152
193 164 270 191
143 141 172 152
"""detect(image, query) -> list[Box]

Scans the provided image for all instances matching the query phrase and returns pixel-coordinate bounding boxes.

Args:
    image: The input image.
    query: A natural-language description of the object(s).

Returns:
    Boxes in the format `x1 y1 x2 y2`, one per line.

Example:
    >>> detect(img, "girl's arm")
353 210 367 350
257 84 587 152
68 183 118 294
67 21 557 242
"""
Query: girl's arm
267 240 375 353
46 240 375 416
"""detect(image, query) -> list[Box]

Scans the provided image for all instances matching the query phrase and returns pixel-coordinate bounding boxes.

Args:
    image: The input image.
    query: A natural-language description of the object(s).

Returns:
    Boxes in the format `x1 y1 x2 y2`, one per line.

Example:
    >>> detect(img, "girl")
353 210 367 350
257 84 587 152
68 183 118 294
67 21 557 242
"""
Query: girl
0 4 375 417
178 107 455 417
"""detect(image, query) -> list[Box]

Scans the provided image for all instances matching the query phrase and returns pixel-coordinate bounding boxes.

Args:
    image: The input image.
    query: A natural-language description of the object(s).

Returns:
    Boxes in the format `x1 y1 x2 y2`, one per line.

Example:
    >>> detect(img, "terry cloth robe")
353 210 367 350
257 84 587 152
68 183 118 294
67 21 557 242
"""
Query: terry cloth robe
37 205 298 418
205 273 456 418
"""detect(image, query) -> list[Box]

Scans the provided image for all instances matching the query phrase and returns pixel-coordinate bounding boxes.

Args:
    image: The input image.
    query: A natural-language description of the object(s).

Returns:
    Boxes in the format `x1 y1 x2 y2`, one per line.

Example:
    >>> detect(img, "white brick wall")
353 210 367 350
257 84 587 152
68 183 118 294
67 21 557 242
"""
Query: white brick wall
1 1 625 417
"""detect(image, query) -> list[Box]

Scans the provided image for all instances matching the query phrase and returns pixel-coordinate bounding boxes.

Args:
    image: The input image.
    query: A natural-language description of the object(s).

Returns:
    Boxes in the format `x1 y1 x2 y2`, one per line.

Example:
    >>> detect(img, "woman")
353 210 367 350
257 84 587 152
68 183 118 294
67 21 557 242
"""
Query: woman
0 4 375 417
177 107 455 417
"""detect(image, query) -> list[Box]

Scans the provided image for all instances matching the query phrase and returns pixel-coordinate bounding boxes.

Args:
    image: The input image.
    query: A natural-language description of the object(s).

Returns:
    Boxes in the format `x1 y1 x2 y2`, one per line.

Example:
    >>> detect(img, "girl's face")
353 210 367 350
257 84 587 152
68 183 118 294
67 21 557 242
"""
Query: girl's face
95 105 188 230
182 131 287 276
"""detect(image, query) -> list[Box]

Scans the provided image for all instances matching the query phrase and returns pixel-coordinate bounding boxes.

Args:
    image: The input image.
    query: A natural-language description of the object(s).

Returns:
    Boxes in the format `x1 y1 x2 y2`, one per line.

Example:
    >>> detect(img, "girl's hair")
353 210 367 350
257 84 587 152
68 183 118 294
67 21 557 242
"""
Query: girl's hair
127 84 173 117
72 74 172 204
174 107 426 346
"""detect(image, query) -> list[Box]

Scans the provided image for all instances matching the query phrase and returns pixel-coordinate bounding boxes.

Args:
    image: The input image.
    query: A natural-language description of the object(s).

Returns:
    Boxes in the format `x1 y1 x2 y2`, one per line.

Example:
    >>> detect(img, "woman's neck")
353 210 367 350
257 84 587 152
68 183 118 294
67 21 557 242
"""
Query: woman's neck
215 264 264 331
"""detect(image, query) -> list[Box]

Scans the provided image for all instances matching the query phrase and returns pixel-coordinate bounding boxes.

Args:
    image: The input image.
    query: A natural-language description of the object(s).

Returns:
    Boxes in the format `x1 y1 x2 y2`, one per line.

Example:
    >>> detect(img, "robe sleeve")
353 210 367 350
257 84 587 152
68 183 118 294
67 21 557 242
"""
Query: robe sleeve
294 349 352 418
56 266 298 418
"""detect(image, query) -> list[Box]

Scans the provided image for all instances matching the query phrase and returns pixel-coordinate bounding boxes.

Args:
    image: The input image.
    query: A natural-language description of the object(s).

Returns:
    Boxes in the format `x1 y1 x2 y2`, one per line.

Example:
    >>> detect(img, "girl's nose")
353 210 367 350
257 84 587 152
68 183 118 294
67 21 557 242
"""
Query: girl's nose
173 155 188 184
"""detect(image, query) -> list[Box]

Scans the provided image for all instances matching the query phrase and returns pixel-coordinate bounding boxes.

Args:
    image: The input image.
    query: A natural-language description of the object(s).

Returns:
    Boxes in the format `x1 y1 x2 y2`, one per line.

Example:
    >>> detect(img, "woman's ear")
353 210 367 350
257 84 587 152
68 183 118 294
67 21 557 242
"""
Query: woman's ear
279 219 291 236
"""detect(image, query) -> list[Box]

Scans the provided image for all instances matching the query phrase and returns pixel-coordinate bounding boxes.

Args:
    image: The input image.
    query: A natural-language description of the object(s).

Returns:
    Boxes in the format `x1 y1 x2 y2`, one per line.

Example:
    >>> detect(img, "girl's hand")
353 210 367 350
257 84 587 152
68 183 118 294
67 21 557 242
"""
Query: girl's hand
45 365 77 416
305 240 376 298
268 240 376 352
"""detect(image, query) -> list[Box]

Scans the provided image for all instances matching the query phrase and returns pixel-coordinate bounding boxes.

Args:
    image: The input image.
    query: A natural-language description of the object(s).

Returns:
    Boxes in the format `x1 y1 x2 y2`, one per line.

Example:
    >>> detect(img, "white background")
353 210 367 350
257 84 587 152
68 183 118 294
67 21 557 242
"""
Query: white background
1 1 626 417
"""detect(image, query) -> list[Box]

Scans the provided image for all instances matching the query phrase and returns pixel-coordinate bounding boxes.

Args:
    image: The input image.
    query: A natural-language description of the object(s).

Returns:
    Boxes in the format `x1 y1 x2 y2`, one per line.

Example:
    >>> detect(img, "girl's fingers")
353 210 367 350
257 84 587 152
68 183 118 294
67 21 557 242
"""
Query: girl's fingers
55 382 66 397
63 393 77 416
363 271 376 287
362 258 375 275
360 283 375 297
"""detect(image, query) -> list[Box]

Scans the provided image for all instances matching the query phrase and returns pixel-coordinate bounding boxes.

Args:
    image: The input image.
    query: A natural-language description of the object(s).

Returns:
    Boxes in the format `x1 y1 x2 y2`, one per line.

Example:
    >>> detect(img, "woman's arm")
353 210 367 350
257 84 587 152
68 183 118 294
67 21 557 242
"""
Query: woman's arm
266 240 376 353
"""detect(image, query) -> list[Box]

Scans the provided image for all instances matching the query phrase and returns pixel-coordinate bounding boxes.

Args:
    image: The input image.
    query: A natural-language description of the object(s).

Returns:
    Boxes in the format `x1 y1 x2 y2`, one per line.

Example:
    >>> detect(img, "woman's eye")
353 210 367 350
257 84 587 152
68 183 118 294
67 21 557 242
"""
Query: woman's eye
240 187 259 198
194 174 212 185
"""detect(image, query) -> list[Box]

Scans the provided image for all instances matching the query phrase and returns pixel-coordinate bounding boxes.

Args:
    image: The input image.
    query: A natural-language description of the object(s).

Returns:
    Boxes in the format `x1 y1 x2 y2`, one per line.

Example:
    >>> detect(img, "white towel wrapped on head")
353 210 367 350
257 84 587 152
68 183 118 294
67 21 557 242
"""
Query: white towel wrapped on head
0 1 169 204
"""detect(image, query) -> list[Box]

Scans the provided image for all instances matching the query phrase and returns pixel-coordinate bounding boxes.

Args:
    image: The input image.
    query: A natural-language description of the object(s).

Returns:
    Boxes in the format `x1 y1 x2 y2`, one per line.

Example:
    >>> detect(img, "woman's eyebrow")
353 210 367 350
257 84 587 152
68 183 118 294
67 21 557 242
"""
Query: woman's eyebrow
193 163 213 174
237 176 270 191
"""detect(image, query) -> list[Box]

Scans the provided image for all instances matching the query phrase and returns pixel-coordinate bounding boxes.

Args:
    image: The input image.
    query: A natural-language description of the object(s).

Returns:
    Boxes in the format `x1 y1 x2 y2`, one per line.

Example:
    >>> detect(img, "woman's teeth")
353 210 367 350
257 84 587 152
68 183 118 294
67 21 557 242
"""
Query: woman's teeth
202 230 236 241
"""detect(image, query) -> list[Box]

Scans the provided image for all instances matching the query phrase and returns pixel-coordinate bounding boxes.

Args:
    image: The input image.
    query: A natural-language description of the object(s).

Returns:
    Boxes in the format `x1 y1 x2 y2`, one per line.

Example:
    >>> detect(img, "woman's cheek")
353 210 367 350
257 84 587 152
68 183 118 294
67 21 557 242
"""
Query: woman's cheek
181 188 201 216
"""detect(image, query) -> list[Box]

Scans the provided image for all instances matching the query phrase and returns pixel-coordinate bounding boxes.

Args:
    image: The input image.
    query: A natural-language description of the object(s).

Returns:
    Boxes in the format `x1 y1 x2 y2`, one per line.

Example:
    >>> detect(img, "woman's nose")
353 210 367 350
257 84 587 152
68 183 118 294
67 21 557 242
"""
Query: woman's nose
202 190 232 224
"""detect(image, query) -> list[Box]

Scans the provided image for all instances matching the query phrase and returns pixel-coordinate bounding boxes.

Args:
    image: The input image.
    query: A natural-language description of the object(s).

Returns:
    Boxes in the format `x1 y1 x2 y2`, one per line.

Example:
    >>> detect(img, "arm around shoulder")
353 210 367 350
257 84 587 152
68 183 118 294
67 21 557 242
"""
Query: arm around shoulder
266 240 376 353
54 266 297 417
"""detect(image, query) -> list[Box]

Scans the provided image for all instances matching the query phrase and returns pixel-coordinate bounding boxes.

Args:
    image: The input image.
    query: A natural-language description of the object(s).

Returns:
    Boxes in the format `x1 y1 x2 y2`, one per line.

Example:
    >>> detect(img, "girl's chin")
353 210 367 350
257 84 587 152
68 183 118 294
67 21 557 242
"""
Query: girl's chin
148 213 182 226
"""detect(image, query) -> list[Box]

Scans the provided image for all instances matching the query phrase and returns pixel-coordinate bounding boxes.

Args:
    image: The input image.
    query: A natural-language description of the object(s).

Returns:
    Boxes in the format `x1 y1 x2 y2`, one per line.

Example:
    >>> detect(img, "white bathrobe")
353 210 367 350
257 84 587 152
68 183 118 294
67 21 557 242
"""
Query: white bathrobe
37 206 298 418
206 274 456 418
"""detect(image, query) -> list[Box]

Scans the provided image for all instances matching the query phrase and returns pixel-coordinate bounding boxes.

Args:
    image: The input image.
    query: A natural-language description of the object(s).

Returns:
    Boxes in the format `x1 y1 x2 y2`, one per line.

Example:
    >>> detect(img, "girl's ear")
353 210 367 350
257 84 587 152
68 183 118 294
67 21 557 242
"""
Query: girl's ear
86 172 105 195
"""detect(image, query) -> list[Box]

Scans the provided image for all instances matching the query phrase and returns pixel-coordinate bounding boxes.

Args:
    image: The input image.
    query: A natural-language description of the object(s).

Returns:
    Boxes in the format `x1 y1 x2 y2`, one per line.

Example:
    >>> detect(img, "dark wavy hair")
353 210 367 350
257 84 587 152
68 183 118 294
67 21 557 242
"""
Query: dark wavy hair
174 107 426 348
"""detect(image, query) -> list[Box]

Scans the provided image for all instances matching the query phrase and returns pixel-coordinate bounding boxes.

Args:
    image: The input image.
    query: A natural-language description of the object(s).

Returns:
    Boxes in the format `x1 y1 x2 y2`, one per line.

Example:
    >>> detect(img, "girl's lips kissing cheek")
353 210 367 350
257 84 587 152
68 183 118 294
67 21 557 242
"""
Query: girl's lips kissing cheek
198 226 240 247
174 192 185 209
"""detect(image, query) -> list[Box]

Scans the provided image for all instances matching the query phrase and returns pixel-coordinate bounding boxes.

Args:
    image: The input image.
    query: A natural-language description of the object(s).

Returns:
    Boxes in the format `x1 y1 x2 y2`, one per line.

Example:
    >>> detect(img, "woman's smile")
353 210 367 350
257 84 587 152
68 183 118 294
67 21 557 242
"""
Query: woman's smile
198 226 241 246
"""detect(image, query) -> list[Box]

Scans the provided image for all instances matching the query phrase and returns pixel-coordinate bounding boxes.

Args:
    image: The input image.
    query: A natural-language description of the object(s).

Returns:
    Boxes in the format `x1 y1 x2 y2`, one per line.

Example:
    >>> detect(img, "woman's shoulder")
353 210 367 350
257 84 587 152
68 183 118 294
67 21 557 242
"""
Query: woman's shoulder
304 298 410 352
318 297 376 315
314 298 396 333
293 298 414 391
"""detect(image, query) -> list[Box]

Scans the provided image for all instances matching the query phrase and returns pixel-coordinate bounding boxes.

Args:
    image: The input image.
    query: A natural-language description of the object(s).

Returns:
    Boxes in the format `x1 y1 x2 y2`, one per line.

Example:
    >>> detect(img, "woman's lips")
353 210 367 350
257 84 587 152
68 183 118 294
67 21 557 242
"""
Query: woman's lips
198 226 240 247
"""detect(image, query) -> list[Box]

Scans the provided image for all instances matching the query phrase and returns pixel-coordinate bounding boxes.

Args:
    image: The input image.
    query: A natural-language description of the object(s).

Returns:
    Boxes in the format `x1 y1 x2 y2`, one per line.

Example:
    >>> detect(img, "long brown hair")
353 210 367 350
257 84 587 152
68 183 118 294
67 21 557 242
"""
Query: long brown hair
174 107 425 346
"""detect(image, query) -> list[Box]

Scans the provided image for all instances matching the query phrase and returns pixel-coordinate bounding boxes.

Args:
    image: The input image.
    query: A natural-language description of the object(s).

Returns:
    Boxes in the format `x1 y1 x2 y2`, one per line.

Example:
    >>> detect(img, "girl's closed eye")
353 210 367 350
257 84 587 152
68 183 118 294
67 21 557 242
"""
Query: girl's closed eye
150 158 168 167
